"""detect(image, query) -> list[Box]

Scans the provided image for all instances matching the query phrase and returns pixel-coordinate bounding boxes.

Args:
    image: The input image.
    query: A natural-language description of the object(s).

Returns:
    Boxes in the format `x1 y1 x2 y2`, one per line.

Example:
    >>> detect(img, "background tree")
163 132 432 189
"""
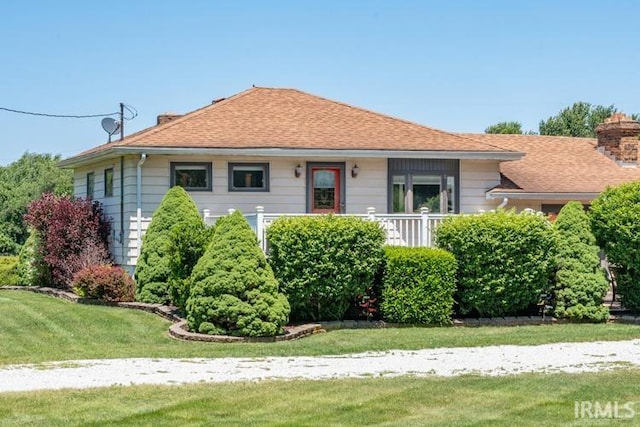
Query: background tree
485 121 524 134
553 201 609 322
539 102 623 137
0 152 72 254
134 186 204 304
488 103 639 138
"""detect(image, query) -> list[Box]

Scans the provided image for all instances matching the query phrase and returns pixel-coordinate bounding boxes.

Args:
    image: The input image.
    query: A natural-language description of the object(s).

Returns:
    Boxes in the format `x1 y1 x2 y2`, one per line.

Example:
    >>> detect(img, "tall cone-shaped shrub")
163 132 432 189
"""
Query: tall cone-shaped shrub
186 210 290 337
553 201 609 321
135 186 203 303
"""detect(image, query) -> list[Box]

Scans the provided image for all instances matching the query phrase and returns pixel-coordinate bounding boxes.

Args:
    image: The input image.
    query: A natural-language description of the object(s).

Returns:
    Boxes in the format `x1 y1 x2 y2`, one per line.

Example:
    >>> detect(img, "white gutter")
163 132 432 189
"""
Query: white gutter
59 146 524 168
487 191 600 201
136 153 147 259
497 197 509 209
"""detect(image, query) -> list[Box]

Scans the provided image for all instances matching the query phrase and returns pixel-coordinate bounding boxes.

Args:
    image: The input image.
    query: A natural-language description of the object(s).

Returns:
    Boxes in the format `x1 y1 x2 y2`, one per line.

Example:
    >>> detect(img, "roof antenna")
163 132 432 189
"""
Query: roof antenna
119 102 124 141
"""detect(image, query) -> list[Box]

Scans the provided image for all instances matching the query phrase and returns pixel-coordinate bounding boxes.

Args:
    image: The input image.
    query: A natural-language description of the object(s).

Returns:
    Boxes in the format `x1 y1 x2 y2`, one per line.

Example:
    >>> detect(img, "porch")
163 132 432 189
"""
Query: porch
203 206 448 253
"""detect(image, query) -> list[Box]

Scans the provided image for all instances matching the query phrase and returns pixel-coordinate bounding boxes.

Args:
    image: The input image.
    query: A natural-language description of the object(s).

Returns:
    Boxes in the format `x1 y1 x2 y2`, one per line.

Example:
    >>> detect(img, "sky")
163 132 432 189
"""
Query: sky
1 0 639 166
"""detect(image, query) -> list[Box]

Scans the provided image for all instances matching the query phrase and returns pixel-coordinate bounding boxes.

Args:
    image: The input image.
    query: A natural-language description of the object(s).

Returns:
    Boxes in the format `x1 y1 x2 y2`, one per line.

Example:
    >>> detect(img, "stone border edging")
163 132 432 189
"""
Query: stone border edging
0 286 321 343
3 286 638 340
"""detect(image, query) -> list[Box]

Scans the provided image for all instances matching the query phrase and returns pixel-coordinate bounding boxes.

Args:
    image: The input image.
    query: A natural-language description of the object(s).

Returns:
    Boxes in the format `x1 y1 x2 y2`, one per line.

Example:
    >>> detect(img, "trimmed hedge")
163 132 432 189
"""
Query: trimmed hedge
590 182 640 312
436 210 556 317
553 201 609 322
380 247 457 325
135 186 204 304
267 215 385 322
186 211 290 337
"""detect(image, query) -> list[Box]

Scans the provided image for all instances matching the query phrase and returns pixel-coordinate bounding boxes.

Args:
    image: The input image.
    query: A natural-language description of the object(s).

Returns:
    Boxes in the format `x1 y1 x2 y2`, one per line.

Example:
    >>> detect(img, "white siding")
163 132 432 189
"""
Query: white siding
133 155 387 216
72 158 128 265
72 154 509 269
459 159 502 212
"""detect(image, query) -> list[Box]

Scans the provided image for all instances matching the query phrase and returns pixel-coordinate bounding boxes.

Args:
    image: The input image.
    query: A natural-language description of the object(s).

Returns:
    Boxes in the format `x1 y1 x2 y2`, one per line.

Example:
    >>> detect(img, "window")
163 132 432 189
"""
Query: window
388 159 459 213
104 168 114 197
86 172 95 199
228 163 269 192
170 162 212 191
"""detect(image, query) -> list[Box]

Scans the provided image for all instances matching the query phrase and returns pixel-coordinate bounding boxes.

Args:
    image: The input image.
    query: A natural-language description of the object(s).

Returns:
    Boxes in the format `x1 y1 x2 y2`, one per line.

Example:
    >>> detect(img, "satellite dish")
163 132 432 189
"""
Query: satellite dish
101 117 121 136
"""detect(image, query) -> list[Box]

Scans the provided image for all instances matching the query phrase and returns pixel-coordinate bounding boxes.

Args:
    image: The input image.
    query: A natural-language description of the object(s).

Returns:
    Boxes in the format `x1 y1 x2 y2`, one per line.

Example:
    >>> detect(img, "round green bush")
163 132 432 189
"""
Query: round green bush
590 182 640 312
186 211 290 337
380 247 457 325
134 186 204 304
267 215 386 321
553 201 609 322
436 210 556 317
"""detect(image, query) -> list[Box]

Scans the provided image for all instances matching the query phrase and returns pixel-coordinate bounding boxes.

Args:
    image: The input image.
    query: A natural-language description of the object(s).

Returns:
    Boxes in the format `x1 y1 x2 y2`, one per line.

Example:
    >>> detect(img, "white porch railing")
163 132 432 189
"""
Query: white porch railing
203 207 448 253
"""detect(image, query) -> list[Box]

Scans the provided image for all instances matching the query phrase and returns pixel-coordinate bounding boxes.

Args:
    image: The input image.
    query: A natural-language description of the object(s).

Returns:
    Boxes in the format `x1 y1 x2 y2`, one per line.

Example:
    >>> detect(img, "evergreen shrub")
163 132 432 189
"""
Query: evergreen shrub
380 247 457 325
590 182 640 312
436 210 556 317
134 186 204 304
167 221 215 311
15 229 49 286
186 211 290 337
267 215 386 321
553 201 609 321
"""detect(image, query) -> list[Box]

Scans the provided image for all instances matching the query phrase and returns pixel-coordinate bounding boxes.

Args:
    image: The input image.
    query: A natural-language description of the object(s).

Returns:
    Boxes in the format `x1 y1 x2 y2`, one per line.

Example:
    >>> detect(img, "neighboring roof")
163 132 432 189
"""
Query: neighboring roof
461 133 640 199
60 87 521 167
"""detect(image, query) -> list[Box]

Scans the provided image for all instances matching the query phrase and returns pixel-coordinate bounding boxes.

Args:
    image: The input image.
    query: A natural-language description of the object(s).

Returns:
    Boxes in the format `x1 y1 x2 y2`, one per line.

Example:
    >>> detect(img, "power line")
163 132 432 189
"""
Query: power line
0 106 120 119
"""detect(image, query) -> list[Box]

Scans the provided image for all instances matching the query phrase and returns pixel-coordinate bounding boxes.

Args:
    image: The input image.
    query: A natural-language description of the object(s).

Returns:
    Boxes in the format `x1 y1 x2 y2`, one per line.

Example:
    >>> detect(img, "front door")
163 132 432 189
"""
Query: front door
310 166 342 213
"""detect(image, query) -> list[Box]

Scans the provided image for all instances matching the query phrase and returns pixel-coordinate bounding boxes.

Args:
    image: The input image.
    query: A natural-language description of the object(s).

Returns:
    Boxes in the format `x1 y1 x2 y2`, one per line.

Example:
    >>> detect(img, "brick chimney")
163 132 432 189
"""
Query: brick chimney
596 113 640 164
157 113 182 126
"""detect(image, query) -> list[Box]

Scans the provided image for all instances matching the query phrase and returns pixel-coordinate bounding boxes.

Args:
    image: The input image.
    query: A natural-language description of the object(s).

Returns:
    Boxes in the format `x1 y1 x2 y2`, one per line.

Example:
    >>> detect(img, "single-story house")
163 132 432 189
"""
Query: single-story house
59 88 640 269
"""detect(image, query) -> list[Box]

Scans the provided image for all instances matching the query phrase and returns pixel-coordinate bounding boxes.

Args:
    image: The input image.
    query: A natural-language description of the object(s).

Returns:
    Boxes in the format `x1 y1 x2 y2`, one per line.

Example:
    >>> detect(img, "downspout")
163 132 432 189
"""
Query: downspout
136 153 147 259
119 156 125 265
497 197 509 209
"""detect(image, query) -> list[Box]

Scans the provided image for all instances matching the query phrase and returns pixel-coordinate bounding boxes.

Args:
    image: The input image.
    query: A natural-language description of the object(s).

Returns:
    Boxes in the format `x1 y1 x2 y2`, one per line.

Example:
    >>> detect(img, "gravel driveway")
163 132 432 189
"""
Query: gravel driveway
2 339 640 393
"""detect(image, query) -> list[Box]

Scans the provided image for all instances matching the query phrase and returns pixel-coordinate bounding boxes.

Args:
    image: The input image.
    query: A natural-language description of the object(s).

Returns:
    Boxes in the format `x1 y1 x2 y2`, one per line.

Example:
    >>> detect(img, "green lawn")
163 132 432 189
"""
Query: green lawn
1 371 640 426
1 289 639 365
2 289 640 426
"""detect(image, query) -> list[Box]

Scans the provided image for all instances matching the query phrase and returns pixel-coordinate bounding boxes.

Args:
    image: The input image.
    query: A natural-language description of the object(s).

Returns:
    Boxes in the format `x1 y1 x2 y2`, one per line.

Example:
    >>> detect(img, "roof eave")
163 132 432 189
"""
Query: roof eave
486 190 600 200
59 146 523 168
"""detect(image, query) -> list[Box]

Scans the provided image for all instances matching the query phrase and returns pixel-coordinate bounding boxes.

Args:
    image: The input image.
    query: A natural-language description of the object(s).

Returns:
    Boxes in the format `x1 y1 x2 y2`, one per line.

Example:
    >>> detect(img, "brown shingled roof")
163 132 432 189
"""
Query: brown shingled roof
461 133 640 194
63 87 518 164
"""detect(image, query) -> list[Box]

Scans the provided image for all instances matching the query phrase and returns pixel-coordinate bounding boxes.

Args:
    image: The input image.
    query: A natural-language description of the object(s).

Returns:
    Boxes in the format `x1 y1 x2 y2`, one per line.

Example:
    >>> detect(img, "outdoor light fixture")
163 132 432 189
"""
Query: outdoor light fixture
294 164 302 178
351 164 360 178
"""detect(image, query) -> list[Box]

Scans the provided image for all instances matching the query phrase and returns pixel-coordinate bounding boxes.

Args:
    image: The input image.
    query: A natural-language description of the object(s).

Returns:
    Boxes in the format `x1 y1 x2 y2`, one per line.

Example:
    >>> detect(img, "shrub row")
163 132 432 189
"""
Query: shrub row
267 215 386 321
436 210 557 317
380 247 456 325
